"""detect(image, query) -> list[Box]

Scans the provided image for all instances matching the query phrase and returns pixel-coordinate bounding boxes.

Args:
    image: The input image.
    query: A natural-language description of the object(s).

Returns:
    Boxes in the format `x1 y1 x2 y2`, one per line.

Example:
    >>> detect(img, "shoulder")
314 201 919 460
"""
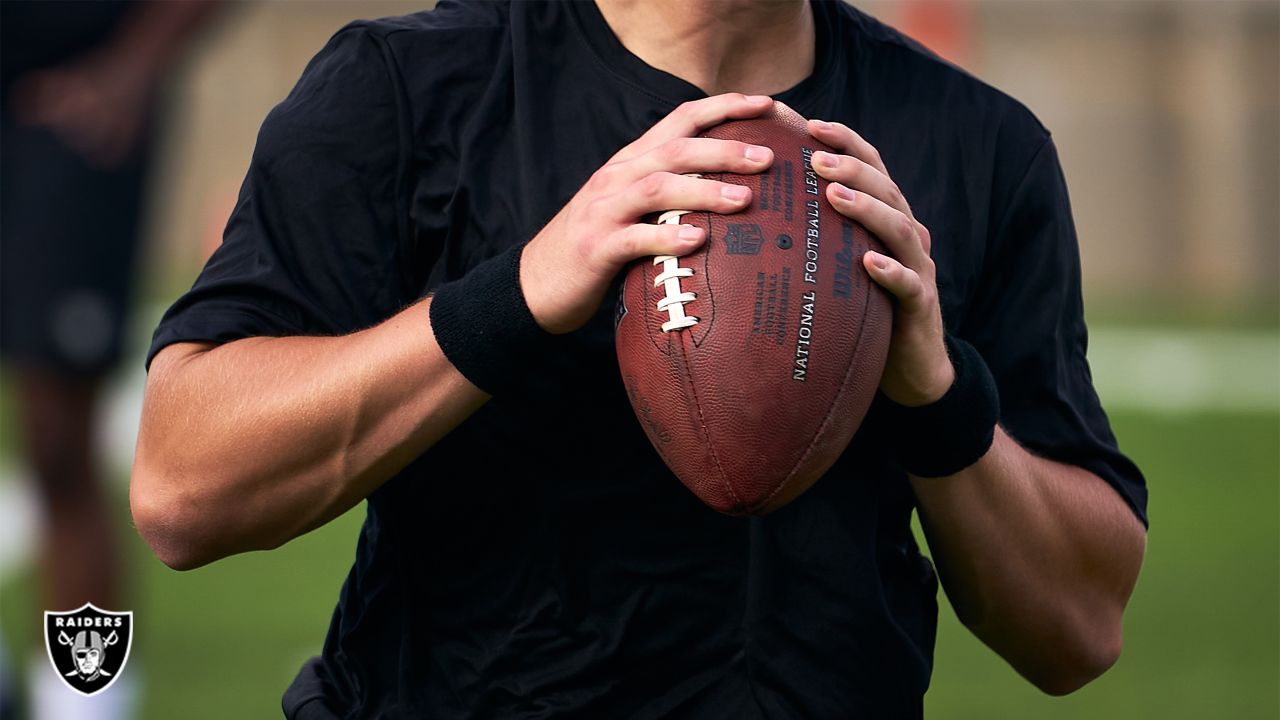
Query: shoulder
346 0 511 58
330 1 516 126
263 1 517 144
833 2 1049 165
353 0 509 34
288 1 511 101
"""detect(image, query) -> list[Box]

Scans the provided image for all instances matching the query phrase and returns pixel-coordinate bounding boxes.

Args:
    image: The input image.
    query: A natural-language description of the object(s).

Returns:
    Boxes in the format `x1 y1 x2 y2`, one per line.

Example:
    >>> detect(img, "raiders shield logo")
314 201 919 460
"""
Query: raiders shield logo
44 603 133 697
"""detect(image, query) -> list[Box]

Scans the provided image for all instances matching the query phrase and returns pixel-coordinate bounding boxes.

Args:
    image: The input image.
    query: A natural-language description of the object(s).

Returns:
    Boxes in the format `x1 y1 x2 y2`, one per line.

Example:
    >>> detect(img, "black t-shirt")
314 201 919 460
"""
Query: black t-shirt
148 2 1148 717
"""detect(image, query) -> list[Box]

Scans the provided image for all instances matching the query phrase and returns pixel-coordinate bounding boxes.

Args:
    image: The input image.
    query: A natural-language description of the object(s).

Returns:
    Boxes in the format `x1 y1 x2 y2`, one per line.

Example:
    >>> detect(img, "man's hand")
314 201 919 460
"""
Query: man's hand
10 53 153 168
9 0 220 169
521 93 775 334
805 119 954 407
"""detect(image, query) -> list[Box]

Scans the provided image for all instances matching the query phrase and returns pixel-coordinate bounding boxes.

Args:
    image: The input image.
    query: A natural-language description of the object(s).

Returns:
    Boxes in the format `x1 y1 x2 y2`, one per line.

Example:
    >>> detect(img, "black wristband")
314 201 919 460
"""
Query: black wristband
881 334 1000 478
429 242 552 395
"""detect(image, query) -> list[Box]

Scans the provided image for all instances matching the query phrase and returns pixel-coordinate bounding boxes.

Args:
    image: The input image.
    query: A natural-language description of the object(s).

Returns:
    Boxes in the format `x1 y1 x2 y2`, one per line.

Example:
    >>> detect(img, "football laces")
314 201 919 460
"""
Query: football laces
652 208 699 332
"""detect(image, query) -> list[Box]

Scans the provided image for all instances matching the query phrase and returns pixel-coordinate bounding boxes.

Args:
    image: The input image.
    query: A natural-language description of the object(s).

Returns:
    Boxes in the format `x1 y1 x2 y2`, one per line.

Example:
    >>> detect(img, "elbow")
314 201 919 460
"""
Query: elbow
1025 617 1124 696
130 465 223 571
132 346 224 570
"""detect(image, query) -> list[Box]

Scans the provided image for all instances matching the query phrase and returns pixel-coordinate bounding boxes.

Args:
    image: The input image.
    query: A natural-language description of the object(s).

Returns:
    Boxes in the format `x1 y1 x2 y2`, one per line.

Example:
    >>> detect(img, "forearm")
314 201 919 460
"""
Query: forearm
107 0 222 80
131 298 487 569
911 427 1146 694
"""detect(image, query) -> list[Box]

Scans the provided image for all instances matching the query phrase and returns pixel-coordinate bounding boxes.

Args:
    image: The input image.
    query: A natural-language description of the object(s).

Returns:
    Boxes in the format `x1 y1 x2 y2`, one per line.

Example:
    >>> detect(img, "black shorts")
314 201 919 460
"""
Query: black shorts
1 115 150 375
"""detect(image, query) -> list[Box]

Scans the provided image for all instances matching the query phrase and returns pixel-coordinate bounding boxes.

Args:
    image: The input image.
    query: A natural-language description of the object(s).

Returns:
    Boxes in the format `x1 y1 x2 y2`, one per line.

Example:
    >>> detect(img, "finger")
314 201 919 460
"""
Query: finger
623 137 773 180
613 93 774 162
810 150 911 220
807 119 888 176
607 172 752 223
598 222 707 267
915 220 932 256
826 182 928 269
863 251 927 311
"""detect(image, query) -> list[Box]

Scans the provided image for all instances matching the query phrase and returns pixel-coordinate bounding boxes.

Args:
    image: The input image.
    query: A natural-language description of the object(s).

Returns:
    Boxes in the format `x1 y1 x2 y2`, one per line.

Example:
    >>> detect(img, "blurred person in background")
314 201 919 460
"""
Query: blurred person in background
0 2 219 718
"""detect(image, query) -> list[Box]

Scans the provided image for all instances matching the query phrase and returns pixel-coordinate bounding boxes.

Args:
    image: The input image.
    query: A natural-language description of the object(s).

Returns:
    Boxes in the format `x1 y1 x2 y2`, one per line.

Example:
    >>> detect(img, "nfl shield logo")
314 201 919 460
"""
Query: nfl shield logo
43 603 134 697
723 223 764 255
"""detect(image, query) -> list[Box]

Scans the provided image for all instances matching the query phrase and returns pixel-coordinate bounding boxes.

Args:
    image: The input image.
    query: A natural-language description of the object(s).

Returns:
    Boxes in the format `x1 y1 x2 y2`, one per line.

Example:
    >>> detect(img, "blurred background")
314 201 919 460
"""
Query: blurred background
0 0 1276 718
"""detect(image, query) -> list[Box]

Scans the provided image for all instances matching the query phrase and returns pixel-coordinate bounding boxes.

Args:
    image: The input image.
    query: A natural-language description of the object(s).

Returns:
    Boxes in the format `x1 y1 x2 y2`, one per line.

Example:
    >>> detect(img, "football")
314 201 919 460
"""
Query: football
615 102 893 516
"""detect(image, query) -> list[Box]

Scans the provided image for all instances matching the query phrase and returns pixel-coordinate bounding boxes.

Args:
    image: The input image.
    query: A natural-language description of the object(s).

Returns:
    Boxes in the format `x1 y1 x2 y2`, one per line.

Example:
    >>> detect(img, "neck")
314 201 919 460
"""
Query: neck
594 0 815 96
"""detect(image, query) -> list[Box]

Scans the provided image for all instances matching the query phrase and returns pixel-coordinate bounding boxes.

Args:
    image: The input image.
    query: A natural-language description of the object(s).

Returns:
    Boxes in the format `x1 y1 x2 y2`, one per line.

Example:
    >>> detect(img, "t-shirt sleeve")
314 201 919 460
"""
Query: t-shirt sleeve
146 25 413 368
960 137 1149 526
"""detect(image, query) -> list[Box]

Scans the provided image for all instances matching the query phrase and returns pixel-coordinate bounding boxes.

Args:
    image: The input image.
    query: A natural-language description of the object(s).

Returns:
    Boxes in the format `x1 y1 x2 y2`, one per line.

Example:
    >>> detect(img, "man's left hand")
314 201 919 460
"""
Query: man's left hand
807 119 955 407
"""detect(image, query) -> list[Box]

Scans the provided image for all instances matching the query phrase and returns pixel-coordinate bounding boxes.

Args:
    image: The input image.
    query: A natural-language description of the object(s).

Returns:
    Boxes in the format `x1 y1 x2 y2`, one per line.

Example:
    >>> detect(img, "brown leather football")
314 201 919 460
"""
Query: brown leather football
615 102 893 516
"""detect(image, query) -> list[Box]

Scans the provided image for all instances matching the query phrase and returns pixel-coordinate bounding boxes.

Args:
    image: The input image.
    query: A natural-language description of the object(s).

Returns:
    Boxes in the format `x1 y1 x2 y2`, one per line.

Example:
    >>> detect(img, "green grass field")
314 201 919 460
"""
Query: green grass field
2 409 1277 719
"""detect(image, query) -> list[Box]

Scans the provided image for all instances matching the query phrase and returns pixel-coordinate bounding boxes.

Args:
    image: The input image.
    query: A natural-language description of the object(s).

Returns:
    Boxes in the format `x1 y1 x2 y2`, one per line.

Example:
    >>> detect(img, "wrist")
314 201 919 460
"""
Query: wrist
429 243 554 396
894 354 957 407
881 334 999 478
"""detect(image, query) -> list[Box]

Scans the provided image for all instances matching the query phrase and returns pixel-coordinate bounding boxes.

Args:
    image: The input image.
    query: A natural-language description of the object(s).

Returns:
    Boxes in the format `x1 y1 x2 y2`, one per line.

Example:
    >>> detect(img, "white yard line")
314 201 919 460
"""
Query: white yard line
0 473 36 579
1088 327 1280 414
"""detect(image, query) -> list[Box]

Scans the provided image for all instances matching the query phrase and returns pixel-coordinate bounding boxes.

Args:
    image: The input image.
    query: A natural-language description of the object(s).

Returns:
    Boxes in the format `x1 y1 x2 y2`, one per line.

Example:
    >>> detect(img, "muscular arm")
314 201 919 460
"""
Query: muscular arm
806 119 1146 694
911 428 1146 694
132 298 487 570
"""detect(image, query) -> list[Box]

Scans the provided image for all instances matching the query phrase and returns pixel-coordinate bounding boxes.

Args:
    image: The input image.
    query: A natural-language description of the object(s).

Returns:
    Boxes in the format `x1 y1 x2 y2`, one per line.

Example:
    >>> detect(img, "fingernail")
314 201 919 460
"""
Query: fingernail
744 145 770 163
870 252 889 270
813 151 838 169
812 119 831 131
833 183 855 201
678 225 703 241
722 185 750 201
746 95 772 104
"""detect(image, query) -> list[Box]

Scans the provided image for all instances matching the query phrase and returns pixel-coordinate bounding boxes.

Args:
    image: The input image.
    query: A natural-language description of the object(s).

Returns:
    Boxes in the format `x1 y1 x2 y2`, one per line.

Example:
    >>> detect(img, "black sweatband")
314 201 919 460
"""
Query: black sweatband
881 334 1000 478
429 242 552 396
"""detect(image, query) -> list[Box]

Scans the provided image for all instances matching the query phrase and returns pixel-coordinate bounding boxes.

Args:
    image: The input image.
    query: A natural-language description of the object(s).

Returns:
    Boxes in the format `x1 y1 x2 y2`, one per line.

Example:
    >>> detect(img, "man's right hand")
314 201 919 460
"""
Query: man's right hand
520 93 776 334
